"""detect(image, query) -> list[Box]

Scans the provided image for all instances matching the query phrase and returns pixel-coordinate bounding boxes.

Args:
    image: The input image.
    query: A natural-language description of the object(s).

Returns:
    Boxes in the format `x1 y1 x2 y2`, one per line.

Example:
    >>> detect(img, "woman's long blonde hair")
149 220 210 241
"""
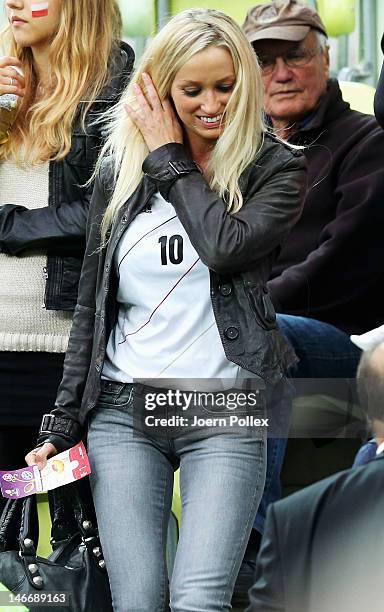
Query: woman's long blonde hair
0 0 122 164
99 8 265 240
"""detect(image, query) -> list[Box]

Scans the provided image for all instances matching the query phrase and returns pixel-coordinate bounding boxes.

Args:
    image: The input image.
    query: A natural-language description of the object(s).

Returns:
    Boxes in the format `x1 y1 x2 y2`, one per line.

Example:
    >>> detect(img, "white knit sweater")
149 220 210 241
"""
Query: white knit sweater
0 159 72 352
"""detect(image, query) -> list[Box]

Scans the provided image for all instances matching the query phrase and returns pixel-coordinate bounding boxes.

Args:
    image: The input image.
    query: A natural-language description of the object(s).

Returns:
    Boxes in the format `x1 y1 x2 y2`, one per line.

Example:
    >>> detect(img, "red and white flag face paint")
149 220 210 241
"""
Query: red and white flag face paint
31 2 49 18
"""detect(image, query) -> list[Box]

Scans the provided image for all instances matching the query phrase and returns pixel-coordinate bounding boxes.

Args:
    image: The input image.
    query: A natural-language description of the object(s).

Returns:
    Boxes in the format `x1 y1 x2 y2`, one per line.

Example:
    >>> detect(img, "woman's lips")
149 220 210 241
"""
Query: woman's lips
197 114 223 129
11 17 28 25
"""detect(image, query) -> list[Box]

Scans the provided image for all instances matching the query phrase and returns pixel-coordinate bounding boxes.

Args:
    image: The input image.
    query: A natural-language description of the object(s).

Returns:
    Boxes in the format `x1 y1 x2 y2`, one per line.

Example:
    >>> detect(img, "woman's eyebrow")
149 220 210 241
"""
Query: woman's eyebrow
178 80 201 85
178 75 235 85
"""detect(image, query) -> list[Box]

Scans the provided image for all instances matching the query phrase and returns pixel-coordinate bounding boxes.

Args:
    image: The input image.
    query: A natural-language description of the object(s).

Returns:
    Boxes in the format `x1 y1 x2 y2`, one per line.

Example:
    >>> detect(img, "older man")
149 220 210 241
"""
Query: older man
246 340 384 612
232 2 384 605
243 0 384 377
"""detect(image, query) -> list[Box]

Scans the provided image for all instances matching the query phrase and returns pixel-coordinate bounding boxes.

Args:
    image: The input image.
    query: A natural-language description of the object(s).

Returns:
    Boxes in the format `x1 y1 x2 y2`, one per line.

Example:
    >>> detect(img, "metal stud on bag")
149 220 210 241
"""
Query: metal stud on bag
28 563 39 574
82 520 92 531
23 538 34 548
98 559 106 569
32 576 43 587
93 546 102 558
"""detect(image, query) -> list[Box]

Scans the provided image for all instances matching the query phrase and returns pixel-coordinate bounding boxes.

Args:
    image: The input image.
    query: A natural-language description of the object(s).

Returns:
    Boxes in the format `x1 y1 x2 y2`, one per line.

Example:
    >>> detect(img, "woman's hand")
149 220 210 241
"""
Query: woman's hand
0 56 25 97
25 443 58 470
125 72 183 152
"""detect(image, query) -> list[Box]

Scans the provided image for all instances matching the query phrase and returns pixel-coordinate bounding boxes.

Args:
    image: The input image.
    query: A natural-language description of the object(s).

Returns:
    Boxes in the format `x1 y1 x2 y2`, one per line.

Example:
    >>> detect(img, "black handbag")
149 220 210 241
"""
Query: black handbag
0 481 113 612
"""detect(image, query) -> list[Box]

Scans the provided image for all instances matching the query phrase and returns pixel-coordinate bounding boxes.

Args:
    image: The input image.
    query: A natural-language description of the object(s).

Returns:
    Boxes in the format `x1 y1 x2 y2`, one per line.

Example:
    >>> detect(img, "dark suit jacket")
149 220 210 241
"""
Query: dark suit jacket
247 453 384 612
374 35 384 129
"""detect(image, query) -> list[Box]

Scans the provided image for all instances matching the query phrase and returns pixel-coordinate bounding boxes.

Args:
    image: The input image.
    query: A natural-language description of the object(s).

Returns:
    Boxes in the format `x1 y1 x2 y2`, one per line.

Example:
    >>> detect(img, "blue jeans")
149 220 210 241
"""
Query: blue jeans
252 377 292 533
87 381 266 612
276 314 361 378
252 315 361 534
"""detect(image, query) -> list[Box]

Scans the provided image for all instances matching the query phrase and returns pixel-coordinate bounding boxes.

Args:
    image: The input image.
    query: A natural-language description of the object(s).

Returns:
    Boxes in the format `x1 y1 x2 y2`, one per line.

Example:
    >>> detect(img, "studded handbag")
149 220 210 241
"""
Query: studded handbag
0 482 113 612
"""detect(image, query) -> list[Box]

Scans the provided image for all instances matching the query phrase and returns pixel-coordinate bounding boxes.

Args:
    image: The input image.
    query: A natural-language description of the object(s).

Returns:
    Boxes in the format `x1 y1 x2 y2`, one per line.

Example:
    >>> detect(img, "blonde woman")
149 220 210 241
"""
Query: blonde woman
27 8 305 611
0 0 134 470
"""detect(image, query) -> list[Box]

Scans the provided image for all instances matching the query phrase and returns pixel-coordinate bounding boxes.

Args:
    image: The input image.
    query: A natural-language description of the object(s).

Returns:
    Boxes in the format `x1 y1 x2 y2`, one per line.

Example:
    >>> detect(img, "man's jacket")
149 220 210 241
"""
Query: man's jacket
268 79 384 335
247 452 384 612
0 41 134 310
37 135 306 449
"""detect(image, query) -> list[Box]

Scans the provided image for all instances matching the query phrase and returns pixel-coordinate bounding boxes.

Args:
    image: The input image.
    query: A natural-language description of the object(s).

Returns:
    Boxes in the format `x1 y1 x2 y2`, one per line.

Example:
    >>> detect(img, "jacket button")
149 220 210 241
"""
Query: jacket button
224 326 239 340
219 284 232 296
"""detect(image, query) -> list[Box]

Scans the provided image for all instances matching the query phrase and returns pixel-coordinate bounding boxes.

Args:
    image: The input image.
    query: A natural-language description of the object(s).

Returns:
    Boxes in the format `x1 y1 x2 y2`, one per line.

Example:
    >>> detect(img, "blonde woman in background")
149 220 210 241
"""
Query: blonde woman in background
0 0 134 473
27 8 305 611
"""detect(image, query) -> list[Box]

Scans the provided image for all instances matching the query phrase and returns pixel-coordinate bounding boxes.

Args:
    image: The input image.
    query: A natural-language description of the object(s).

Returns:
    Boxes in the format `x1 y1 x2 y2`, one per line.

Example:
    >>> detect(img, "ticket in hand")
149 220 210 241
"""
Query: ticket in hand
0 442 91 499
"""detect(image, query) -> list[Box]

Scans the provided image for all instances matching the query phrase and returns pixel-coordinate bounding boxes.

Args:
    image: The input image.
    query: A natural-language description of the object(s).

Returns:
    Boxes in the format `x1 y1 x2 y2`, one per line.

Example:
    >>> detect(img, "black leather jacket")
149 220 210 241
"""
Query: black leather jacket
0 41 134 311
37 135 306 450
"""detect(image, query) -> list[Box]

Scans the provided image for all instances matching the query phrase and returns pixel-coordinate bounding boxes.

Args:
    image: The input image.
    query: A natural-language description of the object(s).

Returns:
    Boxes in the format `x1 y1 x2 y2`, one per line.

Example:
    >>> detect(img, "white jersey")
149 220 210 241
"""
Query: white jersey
102 193 247 388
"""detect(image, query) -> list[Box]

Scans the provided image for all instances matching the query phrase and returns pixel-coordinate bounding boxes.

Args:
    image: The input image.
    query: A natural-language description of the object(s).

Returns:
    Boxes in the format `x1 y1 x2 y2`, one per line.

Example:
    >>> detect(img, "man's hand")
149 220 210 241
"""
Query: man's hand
125 72 183 152
25 443 58 470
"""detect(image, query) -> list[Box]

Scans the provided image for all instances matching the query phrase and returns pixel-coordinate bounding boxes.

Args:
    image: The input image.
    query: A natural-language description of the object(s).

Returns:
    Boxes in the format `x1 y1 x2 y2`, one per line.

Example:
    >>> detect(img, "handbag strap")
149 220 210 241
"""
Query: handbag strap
0 481 96 551
0 498 23 552
49 482 107 573
18 496 39 557
49 481 98 544
0 495 43 589
0 496 38 555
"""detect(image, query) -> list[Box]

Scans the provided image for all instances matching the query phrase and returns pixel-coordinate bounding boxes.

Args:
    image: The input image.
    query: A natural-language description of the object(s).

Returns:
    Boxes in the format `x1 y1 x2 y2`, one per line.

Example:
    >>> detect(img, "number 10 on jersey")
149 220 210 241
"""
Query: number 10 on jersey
159 235 184 265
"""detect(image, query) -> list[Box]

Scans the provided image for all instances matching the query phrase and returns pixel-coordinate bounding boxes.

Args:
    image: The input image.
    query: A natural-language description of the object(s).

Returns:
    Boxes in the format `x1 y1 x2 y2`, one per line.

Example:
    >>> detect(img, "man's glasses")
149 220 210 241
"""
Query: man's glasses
257 47 322 75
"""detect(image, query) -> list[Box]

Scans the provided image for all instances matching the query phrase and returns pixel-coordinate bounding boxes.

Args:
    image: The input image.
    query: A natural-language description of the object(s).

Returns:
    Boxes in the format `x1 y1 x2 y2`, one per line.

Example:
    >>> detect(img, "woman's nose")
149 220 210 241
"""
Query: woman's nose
200 91 222 115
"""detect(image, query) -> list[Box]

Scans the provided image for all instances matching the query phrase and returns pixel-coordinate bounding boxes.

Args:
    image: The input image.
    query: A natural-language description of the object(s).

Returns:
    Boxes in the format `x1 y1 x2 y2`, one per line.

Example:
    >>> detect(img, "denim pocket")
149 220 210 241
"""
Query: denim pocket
97 381 134 408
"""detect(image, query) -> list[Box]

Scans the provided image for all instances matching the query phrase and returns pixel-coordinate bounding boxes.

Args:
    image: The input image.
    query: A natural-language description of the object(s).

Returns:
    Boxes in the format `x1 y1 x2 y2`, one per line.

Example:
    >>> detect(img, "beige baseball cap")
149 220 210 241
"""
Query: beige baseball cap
243 0 327 44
